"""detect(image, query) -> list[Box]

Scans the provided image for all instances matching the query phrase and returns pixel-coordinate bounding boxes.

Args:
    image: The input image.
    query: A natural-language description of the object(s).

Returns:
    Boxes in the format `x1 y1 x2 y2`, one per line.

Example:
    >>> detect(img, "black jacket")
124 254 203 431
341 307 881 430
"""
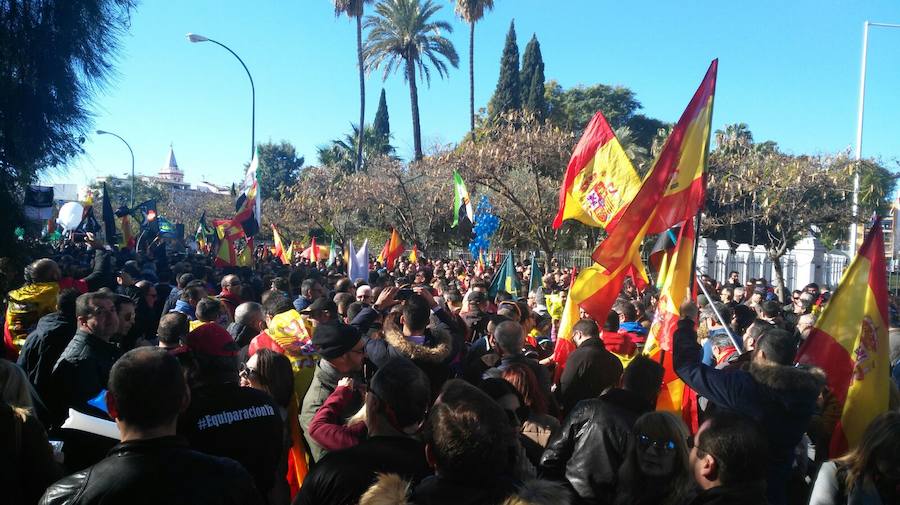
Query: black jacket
177 382 284 496
673 319 823 505
17 311 76 399
39 436 262 505
293 436 430 505
539 388 654 504
558 338 624 416
687 482 768 505
47 330 122 425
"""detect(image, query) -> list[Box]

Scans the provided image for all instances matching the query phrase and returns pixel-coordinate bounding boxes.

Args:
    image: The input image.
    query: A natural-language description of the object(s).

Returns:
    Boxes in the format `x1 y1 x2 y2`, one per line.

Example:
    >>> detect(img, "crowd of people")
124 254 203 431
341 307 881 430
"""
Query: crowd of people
2 235 900 505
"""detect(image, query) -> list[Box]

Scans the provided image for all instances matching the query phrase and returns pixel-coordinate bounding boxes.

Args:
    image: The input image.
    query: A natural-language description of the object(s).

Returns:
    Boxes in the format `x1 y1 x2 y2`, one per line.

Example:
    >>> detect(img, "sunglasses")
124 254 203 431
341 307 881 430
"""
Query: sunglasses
638 434 677 452
239 363 259 380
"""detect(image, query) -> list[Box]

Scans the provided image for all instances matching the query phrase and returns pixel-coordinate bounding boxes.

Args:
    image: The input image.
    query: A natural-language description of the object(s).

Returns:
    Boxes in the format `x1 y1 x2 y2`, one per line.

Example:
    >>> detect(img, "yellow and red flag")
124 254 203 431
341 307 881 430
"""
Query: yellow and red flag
796 218 890 456
272 224 290 265
551 268 580 382
300 238 329 263
643 219 696 419
383 229 404 270
553 111 642 230
409 244 419 263
593 60 717 270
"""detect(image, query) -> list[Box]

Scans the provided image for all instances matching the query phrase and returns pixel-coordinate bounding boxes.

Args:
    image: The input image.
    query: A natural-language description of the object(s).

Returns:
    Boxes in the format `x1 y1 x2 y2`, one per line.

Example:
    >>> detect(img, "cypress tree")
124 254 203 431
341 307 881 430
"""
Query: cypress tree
373 88 390 140
488 20 520 119
521 35 546 120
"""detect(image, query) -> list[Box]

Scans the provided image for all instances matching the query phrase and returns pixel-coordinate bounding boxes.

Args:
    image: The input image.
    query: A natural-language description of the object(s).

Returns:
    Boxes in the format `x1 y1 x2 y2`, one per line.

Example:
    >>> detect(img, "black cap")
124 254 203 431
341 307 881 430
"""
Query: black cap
312 322 361 359
117 264 140 277
301 297 338 314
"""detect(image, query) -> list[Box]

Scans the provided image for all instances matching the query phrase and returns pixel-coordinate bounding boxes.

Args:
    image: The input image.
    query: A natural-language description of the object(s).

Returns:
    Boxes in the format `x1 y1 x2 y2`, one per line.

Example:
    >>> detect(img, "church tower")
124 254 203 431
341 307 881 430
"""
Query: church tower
158 144 184 182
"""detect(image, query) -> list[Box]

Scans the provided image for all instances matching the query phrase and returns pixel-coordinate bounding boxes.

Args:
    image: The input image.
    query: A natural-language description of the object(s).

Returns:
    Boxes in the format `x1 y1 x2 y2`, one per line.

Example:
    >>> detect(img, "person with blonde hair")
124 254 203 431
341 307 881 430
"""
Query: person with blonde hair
809 411 900 505
614 411 696 505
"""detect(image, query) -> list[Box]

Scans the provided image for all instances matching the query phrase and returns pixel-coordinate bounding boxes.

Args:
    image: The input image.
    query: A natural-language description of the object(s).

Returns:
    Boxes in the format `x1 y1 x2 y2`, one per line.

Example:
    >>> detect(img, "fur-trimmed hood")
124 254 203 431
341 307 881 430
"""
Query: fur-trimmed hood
359 474 572 505
384 325 452 363
750 362 826 396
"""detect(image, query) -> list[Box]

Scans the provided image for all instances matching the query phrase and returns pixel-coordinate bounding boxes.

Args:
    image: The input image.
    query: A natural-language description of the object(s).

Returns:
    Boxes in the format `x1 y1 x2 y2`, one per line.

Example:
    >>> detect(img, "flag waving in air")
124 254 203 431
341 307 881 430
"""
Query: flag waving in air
796 218 890 455
553 110 642 230
272 224 290 265
488 251 520 298
382 229 404 270
452 170 474 228
643 219 696 416
592 60 717 270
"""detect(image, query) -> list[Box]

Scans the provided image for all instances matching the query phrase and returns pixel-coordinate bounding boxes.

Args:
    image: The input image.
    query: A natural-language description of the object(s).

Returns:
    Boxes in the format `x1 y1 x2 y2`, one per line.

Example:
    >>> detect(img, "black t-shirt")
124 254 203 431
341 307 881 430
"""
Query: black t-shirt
293 436 431 505
178 382 283 495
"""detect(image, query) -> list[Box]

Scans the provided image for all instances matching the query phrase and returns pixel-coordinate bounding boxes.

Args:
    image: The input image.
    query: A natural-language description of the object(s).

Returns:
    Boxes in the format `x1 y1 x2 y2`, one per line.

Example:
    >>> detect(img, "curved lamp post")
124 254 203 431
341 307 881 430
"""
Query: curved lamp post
96 129 135 208
186 33 256 161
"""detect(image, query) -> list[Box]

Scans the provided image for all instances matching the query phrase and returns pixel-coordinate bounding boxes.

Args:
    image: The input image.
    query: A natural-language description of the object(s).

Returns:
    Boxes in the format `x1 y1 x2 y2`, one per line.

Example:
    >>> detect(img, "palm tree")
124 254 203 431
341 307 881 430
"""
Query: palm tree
332 0 374 173
453 0 494 136
364 0 459 160
714 122 754 154
614 125 649 169
317 123 397 173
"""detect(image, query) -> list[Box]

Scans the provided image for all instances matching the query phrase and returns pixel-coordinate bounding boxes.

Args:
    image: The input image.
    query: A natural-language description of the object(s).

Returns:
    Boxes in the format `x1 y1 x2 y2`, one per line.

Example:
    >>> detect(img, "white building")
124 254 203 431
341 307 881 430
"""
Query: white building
94 145 229 195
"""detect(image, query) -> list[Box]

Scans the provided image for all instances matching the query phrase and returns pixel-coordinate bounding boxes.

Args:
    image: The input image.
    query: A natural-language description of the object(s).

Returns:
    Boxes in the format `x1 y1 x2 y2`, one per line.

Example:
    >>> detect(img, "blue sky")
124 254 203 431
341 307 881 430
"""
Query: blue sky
44 0 900 188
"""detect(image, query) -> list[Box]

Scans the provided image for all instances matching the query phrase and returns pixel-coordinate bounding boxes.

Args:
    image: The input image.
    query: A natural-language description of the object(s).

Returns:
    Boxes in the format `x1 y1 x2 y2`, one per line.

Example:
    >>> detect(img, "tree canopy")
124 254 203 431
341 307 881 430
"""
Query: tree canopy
255 140 305 199
487 20 520 120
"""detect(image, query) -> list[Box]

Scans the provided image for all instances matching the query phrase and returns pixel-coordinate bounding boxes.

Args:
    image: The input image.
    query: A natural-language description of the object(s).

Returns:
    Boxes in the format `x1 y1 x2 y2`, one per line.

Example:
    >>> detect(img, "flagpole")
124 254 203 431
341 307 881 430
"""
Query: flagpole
694 270 743 354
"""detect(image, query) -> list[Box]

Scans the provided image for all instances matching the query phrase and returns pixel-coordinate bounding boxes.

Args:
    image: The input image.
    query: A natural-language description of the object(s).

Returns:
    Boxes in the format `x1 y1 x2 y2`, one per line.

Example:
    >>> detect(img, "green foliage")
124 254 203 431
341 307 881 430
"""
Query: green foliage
520 35 547 120
488 20 520 119
317 124 396 173
372 89 390 140
453 0 494 22
364 0 459 159
91 177 168 210
625 114 668 158
0 0 135 258
255 140 305 199
544 80 641 134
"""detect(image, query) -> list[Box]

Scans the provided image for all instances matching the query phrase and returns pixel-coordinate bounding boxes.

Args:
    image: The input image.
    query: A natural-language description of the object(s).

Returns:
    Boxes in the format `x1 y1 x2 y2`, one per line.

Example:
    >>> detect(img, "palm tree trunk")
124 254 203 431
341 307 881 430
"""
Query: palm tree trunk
355 15 365 173
468 21 475 137
407 58 423 160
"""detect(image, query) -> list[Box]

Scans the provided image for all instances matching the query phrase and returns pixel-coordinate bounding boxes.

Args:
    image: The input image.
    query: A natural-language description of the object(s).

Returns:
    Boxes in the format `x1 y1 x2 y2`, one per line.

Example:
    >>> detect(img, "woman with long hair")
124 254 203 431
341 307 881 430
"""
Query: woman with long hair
614 411 695 505
809 411 900 505
501 363 559 449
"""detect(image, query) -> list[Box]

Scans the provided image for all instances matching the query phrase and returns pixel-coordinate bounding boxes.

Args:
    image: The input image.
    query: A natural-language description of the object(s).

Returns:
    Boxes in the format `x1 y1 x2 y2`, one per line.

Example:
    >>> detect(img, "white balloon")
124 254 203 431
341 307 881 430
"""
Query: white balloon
57 202 84 231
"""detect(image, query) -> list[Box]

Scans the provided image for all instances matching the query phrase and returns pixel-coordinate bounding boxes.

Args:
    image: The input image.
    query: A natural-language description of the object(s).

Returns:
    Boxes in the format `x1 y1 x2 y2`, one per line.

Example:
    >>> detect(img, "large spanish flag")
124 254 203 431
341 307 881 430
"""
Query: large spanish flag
213 219 246 267
593 60 717 270
644 219 695 414
553 111 641 230
796 219 890 456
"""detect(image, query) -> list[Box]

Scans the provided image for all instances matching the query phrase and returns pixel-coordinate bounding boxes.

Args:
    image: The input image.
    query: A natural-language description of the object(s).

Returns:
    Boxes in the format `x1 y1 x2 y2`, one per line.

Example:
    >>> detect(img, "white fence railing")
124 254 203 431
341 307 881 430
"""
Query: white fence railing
446 236 851 291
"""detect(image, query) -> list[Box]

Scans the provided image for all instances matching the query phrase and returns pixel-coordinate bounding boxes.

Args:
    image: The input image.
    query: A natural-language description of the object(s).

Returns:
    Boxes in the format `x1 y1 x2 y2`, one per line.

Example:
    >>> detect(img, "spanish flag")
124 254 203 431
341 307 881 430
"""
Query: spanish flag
644 219 695 415
272 224 289 265
796 218 890 456
551 268 580 381
593 60 717 270
383 229 404 270
553 111 642 230
409 244 419 263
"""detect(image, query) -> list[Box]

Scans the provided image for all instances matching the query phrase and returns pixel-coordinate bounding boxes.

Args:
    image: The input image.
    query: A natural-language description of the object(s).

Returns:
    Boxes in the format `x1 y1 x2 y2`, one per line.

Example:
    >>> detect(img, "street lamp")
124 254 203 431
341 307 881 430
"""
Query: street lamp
96 130 135 209
186 32 256 161
850 21 900 252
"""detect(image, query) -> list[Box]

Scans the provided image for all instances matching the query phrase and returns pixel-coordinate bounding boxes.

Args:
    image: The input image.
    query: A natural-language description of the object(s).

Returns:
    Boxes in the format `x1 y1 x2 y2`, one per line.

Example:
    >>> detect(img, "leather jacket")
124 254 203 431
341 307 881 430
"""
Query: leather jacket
539 388 654 504
39 435 262 505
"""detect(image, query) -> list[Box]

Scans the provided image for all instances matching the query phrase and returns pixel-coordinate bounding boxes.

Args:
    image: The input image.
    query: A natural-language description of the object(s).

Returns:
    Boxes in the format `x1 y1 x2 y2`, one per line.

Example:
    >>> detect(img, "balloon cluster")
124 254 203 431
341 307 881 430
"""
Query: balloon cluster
469 195 499 259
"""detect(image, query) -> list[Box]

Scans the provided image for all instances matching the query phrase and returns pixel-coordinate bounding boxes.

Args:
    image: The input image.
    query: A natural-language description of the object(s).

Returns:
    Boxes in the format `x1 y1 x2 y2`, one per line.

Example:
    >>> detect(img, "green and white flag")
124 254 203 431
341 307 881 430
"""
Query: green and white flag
452 170 474 228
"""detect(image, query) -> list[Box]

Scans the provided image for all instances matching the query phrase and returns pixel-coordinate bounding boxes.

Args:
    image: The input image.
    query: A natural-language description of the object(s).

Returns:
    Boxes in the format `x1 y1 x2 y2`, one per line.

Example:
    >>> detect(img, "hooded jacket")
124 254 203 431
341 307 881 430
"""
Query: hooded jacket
673 319 824 505
360 473 571 505
367 322 454 398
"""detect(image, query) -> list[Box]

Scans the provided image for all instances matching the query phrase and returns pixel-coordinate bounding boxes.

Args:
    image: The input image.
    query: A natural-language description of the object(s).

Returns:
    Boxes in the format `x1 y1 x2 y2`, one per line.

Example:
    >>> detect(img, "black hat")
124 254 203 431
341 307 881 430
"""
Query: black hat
312 322 361 359
117 263 140 278
301 297 338 314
